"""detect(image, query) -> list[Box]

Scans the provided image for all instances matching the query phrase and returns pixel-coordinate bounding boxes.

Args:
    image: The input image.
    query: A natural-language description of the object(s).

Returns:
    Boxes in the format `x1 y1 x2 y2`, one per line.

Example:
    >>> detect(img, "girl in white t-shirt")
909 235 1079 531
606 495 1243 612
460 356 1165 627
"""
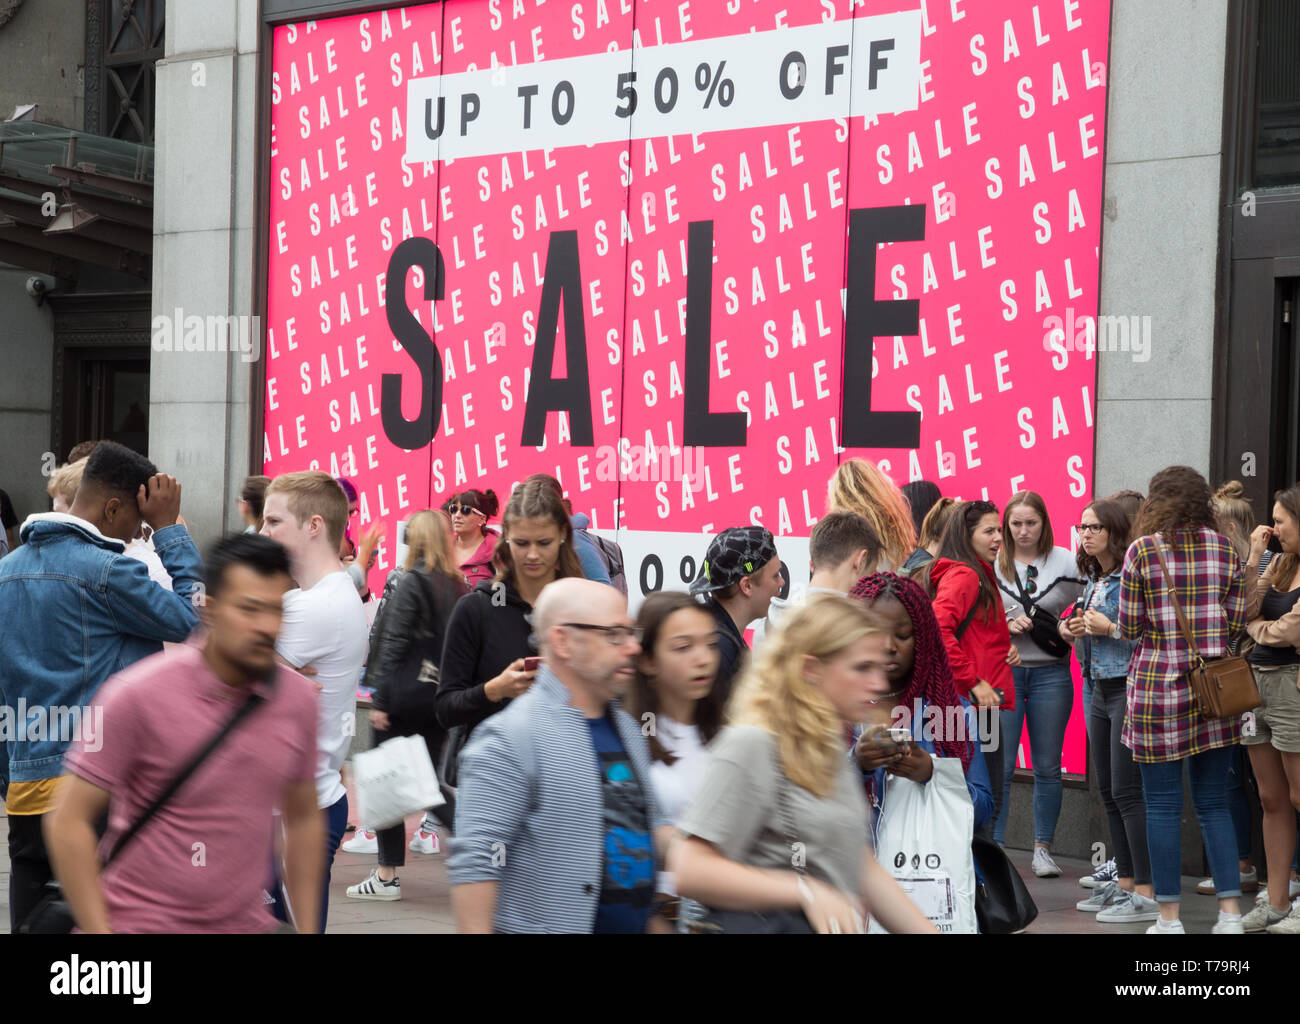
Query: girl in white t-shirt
623 591 723 930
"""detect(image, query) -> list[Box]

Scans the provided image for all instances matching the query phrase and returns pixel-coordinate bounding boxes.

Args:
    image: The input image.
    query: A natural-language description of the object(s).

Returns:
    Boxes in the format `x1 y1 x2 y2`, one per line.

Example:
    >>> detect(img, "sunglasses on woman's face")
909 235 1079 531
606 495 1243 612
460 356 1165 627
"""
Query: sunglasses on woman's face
1024 563 1038 594
449 504 482 517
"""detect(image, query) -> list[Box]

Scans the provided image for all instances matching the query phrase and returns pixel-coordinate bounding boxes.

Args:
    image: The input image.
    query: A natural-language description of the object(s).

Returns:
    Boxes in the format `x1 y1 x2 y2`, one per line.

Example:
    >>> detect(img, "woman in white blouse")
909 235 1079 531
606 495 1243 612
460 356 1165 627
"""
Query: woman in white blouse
624 591 723 930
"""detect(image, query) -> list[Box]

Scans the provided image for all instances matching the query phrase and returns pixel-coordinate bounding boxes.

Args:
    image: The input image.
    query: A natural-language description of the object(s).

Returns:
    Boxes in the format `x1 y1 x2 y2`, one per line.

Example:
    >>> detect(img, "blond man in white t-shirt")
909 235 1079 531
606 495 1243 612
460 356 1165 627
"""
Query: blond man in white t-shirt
261 471 369 932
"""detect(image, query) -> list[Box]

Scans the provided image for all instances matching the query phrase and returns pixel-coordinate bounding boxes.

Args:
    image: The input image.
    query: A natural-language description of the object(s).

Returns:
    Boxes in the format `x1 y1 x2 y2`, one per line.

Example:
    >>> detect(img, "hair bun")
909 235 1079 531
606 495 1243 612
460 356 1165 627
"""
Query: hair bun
1216 480 1245 500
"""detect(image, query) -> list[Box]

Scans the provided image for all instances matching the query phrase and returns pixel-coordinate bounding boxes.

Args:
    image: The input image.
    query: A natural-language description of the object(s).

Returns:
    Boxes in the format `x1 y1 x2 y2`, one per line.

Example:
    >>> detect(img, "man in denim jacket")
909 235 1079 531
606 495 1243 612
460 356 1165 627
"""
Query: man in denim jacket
0 441 203 930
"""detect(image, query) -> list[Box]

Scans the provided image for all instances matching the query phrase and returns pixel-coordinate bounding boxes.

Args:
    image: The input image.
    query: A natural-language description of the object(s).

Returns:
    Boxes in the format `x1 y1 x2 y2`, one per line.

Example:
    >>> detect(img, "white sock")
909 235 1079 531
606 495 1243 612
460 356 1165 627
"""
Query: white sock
1217 910 1241 922
1154 917 1181 930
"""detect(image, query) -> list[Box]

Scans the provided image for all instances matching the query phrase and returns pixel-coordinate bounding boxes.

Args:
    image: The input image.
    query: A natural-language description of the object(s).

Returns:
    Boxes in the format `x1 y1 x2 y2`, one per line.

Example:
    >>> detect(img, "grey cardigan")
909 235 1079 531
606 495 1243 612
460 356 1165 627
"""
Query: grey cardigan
446 664 667 933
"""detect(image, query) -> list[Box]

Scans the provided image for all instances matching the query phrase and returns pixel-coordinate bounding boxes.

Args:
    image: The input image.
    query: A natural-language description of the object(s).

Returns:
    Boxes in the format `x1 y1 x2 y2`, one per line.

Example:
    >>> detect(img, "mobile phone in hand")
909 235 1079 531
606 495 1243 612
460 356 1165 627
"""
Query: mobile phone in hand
522 656 541 672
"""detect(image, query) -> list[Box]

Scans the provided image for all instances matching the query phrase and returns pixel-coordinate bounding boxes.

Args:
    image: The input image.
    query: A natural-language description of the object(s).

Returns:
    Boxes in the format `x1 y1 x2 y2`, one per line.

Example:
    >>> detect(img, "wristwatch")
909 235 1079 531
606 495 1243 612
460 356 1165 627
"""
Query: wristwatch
1109 621 1121 640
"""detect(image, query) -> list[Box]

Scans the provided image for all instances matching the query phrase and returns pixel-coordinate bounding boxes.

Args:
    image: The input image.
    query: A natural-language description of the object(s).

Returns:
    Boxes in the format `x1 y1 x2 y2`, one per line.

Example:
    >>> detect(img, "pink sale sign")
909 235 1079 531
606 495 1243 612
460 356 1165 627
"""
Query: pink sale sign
264 0 1112 773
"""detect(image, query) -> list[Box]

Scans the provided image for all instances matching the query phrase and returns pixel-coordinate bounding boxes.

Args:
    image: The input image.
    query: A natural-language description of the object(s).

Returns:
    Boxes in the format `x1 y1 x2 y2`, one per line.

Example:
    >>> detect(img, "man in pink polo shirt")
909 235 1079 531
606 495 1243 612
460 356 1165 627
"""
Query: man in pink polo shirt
45 534 323 933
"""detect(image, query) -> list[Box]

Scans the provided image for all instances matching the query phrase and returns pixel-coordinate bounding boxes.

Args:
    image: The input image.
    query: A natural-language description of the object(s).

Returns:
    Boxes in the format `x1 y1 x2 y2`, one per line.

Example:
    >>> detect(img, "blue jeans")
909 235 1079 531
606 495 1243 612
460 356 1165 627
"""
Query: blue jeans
270 792 349 933
995 662 1073 845
1225 744 1253 861
1139 746 1242 902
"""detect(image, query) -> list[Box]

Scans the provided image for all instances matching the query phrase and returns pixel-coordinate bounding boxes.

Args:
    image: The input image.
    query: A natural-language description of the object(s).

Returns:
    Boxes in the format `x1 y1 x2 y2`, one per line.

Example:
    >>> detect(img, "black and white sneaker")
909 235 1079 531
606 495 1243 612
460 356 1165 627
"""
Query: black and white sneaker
346 869 400 901
1079 858 1117 889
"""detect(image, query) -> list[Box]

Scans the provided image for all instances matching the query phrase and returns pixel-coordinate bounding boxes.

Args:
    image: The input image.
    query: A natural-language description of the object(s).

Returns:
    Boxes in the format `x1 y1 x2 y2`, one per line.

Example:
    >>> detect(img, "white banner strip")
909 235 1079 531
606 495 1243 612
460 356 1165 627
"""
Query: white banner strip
405 13 922 162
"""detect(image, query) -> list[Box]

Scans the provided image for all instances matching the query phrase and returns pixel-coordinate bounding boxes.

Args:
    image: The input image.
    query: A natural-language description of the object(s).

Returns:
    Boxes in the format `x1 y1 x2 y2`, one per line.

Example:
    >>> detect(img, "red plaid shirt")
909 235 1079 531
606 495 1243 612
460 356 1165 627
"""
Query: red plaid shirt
1118 529 1246 763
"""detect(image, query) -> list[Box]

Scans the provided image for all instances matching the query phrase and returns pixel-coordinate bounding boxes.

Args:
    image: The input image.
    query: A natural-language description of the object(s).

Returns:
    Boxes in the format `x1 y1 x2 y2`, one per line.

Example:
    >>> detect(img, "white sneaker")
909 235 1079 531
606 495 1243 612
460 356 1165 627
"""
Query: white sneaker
409 827 440 855
1146 918 1185 934
1197 867 1258 895
1212 916 1245 934
1031 847 1062 878
341 828 378 854
346 868 400 901
1242 899 1289 932
1097 891 1160 923
1076 881 1123 913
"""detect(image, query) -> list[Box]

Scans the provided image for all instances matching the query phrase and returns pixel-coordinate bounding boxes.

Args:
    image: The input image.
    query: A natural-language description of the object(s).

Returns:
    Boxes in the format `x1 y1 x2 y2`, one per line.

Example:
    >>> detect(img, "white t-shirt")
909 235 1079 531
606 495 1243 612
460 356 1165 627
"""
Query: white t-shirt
751 585 847 648
649 716 710 895
275 571 369 808
125 537 173 590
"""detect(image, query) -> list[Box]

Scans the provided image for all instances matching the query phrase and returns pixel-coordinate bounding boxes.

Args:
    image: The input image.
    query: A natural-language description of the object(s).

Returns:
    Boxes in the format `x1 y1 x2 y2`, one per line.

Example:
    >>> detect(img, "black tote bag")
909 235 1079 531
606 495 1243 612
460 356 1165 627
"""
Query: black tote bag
971 834 1038 934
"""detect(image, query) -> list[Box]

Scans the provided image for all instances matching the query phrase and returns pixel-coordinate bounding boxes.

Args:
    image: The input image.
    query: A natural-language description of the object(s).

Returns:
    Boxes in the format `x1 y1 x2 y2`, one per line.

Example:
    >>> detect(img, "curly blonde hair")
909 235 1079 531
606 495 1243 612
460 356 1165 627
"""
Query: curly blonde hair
827 460 916 570
728 593 887 797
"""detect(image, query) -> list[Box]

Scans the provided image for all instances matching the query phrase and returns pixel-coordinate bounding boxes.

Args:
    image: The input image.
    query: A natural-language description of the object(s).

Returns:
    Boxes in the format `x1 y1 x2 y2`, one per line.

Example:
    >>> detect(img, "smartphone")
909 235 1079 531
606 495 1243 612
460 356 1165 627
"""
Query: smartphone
1071 598 1084 618
887 726 912 745
522 656 541 672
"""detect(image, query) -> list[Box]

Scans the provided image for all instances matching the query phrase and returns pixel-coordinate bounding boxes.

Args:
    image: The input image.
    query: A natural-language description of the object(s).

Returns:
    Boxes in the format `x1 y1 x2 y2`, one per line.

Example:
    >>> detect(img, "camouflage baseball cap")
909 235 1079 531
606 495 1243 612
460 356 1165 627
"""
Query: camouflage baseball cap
690 526 778 595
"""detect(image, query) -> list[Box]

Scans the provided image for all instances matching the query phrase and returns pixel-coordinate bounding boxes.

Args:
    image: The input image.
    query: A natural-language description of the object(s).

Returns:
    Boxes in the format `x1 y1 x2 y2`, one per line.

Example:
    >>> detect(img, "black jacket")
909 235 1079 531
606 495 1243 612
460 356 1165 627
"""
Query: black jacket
705 597 747 706
434 577 536 736
368 564 467 720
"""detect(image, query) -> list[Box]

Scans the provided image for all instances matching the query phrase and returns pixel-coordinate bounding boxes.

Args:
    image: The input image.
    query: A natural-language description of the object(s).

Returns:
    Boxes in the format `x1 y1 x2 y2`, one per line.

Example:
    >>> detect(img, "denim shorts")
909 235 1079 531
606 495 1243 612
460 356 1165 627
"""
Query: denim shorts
1244 663 1300 753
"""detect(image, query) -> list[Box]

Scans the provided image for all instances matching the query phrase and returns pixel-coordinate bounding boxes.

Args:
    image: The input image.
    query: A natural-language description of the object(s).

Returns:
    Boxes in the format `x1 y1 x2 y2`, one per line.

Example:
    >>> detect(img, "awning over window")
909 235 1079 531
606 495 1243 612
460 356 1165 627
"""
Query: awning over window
0 120 152 281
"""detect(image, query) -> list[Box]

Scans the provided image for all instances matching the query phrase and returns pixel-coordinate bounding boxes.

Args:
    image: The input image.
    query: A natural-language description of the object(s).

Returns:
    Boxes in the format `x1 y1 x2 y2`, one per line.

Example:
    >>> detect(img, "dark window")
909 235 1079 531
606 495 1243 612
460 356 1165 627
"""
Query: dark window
86 0 165 144
1253 0 1300 188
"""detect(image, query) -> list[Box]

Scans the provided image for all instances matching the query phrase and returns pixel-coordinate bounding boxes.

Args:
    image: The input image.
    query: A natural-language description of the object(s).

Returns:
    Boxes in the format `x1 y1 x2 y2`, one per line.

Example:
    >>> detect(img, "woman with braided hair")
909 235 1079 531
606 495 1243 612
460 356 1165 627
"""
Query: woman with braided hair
849 573 993 833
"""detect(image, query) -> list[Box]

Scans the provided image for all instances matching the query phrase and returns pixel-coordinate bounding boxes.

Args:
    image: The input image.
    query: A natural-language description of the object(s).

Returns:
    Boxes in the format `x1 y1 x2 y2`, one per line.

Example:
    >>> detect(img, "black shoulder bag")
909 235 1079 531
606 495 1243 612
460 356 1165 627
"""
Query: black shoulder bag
20 687 269 934
1000 570 1073 659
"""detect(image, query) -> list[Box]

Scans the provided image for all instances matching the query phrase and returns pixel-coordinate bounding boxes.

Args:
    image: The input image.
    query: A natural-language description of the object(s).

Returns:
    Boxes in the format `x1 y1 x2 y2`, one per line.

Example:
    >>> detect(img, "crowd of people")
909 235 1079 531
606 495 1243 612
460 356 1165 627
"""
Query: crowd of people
1 444 1299 935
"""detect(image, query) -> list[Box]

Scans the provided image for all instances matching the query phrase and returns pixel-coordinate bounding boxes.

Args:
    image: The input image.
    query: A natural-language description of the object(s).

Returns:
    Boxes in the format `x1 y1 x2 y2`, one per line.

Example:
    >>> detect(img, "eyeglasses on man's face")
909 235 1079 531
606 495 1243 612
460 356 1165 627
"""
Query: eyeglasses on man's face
1077 523 1106 535
561 623 643 646
449 504 482 517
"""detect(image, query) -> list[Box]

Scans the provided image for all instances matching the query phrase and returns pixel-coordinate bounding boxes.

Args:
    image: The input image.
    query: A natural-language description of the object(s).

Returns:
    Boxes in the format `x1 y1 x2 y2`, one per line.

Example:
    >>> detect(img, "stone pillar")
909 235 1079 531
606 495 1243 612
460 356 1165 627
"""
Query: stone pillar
150 0 262 548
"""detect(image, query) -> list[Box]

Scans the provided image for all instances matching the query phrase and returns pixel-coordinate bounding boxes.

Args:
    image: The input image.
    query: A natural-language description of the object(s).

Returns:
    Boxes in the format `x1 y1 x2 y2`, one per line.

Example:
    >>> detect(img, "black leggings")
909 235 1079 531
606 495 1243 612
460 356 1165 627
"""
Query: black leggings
1088 676 1151 885
373 719 455 869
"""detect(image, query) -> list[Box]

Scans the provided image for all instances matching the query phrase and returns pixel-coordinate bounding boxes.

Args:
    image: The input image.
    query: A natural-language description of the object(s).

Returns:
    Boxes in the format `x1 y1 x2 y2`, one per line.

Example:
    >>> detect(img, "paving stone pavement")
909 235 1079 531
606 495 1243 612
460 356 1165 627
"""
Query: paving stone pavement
0 792 1250 934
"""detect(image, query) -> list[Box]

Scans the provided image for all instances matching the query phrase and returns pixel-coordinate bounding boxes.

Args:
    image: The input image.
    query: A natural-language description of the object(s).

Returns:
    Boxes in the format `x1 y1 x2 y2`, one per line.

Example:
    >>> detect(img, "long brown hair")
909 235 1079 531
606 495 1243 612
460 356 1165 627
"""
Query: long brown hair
625 592 725 764
935 500 1001 614
1076 499 1131 579
1132 466 1216 551
997 491 1055 579
1271 484 1300 591
493 479 584 584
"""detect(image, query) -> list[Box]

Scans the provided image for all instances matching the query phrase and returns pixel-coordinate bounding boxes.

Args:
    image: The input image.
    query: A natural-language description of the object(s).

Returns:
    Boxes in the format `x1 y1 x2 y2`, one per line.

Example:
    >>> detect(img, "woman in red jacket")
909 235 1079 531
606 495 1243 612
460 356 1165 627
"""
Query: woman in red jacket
926 500 1021 840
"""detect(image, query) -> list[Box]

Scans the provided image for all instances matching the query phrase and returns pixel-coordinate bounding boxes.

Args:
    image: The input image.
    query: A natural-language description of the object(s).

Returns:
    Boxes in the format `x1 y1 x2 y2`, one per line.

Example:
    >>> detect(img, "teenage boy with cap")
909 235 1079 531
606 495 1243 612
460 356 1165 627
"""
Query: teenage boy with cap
688 526 784 699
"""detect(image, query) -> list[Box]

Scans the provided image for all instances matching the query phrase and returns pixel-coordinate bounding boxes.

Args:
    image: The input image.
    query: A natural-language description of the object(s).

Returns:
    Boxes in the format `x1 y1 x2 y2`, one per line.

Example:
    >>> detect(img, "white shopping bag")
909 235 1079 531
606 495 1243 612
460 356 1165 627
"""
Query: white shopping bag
869 758 977 934
354 735 445 830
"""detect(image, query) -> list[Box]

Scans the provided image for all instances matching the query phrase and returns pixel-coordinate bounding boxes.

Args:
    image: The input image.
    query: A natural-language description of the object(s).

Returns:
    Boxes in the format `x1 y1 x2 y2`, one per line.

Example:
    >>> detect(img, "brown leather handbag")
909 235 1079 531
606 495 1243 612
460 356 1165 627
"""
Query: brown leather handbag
1152 544 1261 719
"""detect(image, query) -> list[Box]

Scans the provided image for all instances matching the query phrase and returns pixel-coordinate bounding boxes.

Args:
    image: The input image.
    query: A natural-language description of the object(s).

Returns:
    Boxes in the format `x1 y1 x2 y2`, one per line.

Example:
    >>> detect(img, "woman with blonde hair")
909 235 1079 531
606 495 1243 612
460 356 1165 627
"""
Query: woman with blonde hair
343 509 469 891
1214 480 1264 572
672 593 937 933
827 459 917 572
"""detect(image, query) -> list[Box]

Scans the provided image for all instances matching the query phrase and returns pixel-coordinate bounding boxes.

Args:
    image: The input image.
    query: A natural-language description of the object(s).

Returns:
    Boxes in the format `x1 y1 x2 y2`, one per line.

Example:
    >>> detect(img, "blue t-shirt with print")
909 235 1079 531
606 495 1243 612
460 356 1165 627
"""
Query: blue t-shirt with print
586 713 654 934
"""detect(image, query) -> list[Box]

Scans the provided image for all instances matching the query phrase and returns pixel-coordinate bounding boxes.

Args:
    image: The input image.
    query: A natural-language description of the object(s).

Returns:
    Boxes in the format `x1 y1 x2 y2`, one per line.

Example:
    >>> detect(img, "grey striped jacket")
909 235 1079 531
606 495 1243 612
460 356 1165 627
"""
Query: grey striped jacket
447 664 667 933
